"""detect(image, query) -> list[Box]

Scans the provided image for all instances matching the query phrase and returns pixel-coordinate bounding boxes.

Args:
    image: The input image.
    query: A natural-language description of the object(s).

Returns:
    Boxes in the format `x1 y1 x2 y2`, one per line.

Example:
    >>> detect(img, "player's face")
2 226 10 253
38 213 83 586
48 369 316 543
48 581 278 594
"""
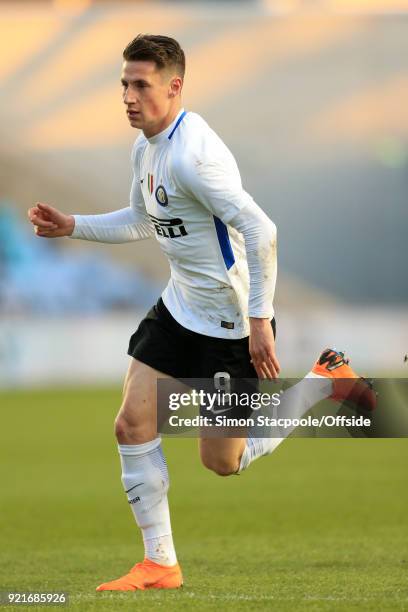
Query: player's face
121 60 181 137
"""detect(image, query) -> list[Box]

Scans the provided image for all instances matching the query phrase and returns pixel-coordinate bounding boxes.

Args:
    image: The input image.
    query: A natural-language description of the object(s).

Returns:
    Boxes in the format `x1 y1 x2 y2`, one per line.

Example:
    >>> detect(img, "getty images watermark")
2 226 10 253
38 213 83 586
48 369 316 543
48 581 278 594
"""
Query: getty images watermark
157 377 408 438
166 388 371 430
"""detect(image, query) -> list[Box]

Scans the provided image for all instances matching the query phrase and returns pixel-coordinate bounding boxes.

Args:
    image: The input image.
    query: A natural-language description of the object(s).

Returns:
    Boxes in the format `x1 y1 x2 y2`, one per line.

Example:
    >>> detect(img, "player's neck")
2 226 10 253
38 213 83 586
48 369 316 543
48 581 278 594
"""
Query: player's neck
143 105 183 139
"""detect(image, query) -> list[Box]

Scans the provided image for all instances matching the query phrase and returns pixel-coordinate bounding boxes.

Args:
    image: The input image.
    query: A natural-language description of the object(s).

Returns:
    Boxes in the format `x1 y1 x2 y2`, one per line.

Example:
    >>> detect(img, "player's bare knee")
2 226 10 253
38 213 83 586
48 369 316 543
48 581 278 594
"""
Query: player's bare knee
115 412 141 441
114 415 129 439
114 399 156 443
200 453 238 477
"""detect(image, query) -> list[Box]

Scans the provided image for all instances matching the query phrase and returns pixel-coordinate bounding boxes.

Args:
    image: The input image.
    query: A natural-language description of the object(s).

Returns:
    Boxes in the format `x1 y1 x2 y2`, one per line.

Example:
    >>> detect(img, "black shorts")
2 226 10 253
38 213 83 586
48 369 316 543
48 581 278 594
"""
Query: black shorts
128 297 276 380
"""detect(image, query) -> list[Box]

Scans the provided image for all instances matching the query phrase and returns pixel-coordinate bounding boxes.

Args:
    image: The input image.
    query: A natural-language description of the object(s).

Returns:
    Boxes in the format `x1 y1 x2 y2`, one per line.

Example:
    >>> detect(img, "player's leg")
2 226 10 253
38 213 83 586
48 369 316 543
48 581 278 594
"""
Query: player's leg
115 358 179 569
236 348 376 473
199 342 375 477
97 296 189 592
235 373 331 473
97 358 183 591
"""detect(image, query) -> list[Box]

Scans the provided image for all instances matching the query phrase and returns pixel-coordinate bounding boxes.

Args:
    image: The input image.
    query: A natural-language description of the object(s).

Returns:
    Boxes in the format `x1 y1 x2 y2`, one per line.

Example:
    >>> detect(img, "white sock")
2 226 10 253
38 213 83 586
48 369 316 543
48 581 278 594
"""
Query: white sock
238 373 333 473
118 439 177 566
238 436 283 473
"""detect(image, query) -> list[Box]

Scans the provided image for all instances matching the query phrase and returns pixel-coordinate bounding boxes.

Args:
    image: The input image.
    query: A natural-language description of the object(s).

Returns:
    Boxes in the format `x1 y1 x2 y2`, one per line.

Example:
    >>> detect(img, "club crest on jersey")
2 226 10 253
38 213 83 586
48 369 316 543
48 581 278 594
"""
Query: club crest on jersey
148 173 154 195
155 185 168 207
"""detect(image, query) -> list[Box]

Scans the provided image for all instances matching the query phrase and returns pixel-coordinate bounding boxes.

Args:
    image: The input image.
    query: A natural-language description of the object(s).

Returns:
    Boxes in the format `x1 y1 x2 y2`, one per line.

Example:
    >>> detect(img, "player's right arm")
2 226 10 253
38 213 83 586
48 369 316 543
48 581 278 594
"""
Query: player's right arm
28 140 154 243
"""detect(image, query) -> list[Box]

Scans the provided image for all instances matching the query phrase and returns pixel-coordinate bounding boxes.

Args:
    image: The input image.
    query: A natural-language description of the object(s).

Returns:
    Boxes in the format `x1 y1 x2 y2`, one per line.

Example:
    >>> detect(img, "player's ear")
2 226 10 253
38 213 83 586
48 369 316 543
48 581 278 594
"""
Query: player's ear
169 75 183 98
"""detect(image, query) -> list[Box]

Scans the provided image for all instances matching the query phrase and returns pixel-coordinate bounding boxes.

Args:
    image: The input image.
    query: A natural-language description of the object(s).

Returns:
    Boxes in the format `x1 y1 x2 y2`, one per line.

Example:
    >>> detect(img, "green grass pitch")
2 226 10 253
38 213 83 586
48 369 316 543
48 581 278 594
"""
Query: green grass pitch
1 387 407 611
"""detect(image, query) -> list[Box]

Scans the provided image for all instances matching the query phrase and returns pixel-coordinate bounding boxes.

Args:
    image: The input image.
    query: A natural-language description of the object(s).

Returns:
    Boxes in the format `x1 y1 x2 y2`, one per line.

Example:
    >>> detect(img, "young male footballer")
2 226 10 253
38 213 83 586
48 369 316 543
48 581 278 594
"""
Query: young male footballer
28 35 375 591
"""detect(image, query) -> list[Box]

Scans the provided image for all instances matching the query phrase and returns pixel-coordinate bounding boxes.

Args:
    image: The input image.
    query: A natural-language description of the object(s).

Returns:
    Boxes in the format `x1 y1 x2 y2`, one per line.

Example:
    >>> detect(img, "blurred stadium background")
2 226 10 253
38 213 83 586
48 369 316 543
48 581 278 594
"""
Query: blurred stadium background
0 0 407 387
1 3 408 610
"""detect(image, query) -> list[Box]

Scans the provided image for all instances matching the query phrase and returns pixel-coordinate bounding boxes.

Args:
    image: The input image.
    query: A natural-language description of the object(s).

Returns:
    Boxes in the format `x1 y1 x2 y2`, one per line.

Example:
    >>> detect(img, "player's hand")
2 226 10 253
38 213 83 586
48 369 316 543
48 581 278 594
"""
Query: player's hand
27 202 75 238
249 318 280 380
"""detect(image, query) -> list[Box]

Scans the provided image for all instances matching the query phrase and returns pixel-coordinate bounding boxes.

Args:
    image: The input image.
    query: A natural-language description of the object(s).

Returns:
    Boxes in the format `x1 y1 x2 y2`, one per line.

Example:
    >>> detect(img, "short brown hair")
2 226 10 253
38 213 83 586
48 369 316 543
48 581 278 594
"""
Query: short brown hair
123 34 185 78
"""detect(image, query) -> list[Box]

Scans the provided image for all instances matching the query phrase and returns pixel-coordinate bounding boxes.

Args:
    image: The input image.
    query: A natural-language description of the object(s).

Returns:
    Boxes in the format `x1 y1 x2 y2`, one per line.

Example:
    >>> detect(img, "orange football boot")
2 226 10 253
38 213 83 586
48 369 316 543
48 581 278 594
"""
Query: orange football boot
312 348 376 411
96 558 183 592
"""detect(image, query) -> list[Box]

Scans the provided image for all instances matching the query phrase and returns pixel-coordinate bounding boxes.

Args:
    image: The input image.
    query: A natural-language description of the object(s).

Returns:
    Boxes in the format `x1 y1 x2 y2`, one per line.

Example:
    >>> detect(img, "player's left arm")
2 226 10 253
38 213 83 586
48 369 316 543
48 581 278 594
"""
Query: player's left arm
173 141 280 379
228 204 279 380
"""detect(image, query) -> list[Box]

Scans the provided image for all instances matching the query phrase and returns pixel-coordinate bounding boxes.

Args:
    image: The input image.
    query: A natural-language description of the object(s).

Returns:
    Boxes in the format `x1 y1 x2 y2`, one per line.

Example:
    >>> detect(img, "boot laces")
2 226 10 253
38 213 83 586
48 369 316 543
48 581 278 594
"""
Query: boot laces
319 349 346 368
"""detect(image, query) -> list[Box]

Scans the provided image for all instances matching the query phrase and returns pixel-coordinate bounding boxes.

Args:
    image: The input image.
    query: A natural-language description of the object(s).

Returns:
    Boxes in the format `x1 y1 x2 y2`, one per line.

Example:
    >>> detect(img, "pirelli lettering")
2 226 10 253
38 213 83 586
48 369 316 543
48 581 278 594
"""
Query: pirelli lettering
148 214 188 239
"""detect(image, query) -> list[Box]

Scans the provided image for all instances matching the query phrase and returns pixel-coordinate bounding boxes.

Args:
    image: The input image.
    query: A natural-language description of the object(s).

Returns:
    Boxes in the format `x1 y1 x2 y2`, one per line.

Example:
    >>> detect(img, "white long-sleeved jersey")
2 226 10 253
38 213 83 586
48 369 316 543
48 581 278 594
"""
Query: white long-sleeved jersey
71 109 277 339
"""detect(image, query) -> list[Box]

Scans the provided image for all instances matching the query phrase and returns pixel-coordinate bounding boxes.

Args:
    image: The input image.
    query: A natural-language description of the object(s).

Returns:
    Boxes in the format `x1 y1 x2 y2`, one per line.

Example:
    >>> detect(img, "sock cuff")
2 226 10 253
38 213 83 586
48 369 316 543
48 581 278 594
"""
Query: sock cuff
237 445 250 474
118 438 161 457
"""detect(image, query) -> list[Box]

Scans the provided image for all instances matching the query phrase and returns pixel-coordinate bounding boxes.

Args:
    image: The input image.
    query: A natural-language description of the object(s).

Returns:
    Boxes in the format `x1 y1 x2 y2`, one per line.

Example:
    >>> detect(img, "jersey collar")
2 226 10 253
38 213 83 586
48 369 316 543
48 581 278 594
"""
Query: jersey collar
145 108 186 145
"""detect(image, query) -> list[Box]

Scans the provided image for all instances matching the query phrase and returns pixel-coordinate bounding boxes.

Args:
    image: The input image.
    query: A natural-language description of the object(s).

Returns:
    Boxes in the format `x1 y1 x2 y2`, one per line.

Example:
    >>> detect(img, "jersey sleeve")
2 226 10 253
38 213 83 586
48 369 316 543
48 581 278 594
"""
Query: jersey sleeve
229 204 277 319
70 138 154 244
172 135 253 225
